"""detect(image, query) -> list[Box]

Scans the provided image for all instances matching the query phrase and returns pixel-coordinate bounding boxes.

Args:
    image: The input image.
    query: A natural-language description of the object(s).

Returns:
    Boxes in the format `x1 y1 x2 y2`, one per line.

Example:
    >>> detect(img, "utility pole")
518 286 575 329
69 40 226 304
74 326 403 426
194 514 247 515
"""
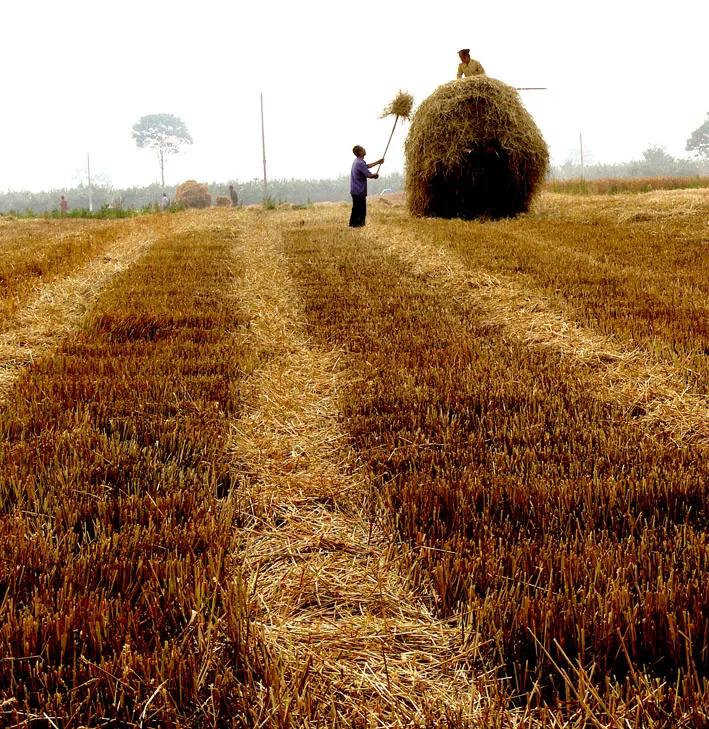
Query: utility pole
579 132 585 180
260 92 268 201
87 152 93 212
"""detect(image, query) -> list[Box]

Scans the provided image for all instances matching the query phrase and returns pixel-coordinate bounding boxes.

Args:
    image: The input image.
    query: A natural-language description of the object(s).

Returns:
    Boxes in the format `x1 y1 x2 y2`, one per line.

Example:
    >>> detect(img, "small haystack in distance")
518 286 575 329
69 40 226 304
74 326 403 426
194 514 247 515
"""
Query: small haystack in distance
405 76 548 220
175 180 212 209
215 195 231 207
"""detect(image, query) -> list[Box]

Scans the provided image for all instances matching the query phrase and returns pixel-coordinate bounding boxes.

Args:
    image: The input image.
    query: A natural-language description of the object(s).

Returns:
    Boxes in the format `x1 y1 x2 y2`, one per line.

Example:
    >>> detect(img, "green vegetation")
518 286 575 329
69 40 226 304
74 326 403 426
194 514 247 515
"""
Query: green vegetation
0 174 404 214
552 145 707 180
1 207 138 220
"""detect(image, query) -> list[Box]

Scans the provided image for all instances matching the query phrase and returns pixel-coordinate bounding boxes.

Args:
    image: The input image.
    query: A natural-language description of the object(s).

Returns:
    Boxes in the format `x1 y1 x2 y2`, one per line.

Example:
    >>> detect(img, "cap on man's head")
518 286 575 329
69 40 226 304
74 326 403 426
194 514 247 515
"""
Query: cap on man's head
458 48 470 55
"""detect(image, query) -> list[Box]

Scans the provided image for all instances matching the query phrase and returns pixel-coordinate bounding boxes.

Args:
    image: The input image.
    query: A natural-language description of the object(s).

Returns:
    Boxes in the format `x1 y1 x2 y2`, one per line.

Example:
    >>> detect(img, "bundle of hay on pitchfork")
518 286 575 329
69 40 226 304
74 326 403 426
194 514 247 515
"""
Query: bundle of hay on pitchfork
374 90 414 175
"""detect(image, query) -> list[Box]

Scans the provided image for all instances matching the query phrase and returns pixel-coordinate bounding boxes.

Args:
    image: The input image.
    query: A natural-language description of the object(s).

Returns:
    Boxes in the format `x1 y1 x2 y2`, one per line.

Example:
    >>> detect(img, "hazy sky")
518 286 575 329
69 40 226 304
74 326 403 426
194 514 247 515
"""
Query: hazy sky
2 0 707 191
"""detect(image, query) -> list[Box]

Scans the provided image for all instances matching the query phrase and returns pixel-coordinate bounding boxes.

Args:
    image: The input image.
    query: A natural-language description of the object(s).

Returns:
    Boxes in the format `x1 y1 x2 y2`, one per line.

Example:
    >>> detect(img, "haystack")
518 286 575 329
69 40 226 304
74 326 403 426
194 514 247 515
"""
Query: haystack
215 195 231 207
175 180 211 209
405 76 548 219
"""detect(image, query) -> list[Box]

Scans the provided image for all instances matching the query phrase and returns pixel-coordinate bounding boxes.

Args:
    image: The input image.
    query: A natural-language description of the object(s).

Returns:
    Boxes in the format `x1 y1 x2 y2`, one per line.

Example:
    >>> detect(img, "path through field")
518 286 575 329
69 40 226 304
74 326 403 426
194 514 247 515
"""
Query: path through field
226 214 486 725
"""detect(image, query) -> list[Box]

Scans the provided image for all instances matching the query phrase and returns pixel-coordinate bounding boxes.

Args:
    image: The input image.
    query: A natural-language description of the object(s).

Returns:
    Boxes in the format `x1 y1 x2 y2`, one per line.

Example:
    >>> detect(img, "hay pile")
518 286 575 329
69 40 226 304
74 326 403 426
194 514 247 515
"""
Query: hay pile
215 195 231 207
175 180 211 209
405 76 548 219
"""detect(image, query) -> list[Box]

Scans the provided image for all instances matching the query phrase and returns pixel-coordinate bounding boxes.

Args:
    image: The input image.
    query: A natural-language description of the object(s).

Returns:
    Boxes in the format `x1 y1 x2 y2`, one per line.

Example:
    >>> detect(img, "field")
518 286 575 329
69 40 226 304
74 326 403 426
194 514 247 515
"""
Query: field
0 188 707 727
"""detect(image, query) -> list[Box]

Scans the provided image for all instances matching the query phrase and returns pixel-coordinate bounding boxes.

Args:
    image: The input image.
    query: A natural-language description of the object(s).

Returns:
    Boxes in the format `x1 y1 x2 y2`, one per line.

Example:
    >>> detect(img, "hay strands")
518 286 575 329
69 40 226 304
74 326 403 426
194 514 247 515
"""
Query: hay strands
376 90 413 173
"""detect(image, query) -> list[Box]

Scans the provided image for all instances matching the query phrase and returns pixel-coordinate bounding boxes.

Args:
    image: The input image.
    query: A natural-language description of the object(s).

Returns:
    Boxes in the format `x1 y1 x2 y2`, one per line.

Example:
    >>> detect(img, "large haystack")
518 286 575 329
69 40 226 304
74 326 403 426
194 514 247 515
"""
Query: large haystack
175 180 211 209
405 77 548 219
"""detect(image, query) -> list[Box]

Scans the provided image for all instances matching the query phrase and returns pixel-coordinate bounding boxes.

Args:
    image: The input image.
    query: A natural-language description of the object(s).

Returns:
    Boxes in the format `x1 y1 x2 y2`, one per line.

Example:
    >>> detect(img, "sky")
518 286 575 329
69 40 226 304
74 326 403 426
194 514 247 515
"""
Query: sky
1 0 707 192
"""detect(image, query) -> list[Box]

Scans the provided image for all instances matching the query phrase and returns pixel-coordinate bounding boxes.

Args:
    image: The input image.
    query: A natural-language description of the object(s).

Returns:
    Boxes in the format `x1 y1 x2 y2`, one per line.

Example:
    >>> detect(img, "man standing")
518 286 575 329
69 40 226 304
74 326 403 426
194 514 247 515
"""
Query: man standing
349 145 383 228
59 195 69 214
457 48 485 78
160 192 169 210
228 184 238 206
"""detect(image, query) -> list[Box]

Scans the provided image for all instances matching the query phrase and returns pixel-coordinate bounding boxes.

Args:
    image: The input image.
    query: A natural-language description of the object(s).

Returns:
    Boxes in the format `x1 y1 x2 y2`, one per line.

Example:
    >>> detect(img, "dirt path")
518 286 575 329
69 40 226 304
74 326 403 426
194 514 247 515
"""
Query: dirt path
364 219 708 447
227 212 487 727
0 215 178 403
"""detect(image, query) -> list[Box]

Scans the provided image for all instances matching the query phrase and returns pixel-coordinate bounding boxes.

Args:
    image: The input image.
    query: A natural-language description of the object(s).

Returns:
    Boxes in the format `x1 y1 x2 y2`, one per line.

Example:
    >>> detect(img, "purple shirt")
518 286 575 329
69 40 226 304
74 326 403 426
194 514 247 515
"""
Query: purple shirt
350 157 375 196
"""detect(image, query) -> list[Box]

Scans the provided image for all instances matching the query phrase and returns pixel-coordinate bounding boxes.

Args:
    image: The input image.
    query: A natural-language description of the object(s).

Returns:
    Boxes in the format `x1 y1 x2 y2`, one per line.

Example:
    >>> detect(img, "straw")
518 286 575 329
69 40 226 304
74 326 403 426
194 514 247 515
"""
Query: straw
376 91 414 174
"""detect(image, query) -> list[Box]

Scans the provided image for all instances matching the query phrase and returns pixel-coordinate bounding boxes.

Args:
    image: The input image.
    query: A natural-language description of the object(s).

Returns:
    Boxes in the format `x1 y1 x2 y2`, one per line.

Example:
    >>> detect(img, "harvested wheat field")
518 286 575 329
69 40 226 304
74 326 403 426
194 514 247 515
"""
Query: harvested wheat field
0 187 707 727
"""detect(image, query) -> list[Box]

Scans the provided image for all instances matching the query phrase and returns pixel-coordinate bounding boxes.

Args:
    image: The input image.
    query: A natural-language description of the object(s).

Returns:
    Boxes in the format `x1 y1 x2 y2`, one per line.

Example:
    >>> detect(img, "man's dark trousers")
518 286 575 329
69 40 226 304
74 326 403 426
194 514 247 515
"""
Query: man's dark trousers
349 194 366 227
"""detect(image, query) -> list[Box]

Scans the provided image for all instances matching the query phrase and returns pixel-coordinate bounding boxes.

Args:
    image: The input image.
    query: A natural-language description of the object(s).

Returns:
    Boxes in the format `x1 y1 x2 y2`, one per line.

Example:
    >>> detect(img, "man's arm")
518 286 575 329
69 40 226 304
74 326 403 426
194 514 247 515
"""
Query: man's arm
366 158 384 169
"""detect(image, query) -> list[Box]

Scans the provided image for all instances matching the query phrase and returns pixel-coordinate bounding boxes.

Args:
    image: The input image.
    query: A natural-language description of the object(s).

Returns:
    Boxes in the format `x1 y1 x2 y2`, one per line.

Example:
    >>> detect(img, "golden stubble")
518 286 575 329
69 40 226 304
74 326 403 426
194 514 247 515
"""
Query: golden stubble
0 213 194 402
362 199 708 447
227 209 494 727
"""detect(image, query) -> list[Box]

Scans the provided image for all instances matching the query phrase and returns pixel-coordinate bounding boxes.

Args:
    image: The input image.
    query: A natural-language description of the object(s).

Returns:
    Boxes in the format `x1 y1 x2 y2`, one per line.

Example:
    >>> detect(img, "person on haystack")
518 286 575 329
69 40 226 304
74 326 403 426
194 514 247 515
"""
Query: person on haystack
349 145 384 228
457 48 485 78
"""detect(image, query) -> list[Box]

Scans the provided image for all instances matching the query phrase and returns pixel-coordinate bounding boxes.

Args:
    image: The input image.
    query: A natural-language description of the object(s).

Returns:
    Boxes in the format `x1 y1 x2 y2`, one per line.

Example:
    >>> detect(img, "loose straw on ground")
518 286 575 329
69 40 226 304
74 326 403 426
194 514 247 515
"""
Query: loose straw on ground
376 91 413 174
225 210 501 726
364 217 709 447
0 214 196 404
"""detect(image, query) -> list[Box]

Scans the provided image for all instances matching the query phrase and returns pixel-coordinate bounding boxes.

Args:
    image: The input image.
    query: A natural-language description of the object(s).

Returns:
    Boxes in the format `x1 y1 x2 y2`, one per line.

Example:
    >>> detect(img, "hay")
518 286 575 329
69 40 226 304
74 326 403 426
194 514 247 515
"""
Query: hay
364 220 708 447
405 76 549 220
225 214 490 724
0 218 176 404
215 195 231 207
380 90 414 120
175 180 211 209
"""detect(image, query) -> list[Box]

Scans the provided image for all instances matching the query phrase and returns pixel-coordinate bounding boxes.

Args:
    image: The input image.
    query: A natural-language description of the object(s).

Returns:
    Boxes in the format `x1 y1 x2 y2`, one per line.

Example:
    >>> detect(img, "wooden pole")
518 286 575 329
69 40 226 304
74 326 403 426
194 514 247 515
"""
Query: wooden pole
579 132 585 180
87 152 93 212
376 116 399 175
260 92 268 201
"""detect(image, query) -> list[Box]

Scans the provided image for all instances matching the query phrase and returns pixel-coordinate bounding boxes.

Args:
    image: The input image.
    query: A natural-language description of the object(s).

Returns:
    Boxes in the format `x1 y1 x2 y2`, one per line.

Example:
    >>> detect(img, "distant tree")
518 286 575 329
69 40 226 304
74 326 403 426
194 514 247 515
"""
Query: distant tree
632 145 698 177
132 113 193 187
641 145 675 168
686 115 709 160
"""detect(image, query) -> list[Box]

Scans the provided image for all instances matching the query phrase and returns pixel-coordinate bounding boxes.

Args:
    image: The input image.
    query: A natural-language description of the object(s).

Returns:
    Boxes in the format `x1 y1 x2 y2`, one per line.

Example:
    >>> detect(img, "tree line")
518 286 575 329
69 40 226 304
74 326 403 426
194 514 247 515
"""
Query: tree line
0 174 405 215
552 144 708 180
1 113 707 214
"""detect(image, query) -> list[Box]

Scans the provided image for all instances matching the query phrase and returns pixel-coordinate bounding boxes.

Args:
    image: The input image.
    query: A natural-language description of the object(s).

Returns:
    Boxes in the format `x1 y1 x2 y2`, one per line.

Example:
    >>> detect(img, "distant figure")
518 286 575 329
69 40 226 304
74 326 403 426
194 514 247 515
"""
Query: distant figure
349 145 384 228
228 184 238 206
160 192 169 210
457 48 485 78
59 195 68 213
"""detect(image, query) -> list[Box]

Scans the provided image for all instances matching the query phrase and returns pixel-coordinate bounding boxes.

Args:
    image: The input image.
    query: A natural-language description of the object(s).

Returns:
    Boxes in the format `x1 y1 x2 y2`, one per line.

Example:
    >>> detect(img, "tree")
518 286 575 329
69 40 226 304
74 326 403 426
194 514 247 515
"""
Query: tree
641 145 676 172
132 113 193 188
685 114 709 160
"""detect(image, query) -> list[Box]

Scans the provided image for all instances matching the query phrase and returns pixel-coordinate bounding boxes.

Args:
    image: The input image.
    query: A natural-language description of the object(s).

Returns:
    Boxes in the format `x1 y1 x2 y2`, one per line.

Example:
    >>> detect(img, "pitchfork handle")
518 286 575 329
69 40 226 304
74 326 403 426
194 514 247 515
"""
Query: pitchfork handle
376 115 399 175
